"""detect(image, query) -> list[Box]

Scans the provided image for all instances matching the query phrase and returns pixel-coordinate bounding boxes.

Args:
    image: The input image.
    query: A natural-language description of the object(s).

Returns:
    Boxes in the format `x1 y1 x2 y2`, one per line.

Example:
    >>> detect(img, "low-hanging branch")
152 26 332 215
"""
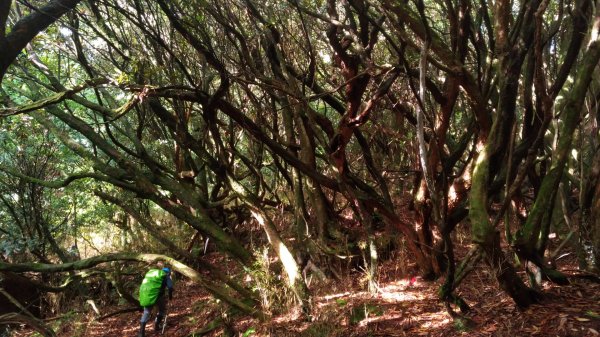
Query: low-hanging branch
0 165 99 188
0 252 266 320
94 190 257 301
0 313 56 337
0 78 108 116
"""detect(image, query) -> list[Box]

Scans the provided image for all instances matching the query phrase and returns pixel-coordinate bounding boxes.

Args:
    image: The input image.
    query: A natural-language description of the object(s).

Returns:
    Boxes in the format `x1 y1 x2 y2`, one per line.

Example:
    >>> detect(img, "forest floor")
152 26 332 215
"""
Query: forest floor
10 242 600 337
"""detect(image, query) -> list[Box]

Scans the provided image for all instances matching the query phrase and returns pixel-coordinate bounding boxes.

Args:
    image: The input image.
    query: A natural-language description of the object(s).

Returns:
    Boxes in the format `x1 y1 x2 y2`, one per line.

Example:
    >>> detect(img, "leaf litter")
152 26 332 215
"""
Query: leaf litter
9 243 600 337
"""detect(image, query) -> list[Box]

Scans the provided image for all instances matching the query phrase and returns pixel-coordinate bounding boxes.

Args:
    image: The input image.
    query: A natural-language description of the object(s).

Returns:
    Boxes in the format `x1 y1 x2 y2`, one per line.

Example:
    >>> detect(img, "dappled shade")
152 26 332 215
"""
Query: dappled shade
1 0 600 336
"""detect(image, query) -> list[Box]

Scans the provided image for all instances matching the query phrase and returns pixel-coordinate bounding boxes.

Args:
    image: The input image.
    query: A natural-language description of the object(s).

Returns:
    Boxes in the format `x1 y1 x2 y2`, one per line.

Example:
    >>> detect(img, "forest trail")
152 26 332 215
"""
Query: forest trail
12 254 600 337
2 0 600 336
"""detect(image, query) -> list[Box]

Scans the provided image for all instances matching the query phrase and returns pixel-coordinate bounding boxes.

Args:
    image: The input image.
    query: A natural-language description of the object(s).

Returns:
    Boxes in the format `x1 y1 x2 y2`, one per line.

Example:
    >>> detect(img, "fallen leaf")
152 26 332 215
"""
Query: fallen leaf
484 325 498 332
558 317 567 331
575 317 590 322
590 328 599 335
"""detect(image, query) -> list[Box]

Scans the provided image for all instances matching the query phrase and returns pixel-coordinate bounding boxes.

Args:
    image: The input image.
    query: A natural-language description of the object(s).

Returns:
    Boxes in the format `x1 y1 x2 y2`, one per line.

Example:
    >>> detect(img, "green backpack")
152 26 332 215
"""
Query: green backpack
139 269 166 307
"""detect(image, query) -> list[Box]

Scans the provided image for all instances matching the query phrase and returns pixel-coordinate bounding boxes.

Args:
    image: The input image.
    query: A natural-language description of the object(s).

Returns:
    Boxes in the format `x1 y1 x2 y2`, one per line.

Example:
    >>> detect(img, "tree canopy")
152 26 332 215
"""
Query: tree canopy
1 0 600 335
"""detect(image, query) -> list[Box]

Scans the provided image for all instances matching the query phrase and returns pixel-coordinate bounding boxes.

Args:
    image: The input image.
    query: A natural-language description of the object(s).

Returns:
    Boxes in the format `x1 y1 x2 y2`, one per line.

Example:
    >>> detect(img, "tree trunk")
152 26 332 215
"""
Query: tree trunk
588 151 600 271
514 5 600 276
228 178 312 314
470 126 539 307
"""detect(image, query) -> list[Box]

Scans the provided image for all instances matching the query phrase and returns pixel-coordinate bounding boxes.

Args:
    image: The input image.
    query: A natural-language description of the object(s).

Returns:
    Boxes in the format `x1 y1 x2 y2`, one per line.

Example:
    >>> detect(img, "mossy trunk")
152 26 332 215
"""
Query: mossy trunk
514 9 600 277
228 178 312 314
484 234 540 307
470 141 539 307
249 209 312 314
589 162 600 271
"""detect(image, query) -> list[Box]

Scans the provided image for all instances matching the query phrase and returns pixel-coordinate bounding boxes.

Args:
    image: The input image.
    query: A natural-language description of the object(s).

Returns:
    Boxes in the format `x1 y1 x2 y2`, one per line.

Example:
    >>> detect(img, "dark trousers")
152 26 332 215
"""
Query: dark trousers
140 295 166 323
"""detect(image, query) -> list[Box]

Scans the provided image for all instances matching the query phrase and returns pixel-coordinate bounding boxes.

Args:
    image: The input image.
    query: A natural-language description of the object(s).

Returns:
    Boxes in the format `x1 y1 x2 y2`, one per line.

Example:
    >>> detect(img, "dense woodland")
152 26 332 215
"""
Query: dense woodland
0 0 599 336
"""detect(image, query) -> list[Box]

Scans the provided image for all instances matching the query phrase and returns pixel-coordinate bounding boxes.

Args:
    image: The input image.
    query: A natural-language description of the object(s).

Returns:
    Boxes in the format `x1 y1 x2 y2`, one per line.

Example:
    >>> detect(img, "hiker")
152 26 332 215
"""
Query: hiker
138 261 174 337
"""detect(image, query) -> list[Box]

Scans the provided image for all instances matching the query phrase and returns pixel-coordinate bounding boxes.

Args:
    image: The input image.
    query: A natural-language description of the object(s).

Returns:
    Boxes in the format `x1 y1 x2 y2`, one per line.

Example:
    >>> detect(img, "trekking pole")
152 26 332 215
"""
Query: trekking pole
162 299 168 334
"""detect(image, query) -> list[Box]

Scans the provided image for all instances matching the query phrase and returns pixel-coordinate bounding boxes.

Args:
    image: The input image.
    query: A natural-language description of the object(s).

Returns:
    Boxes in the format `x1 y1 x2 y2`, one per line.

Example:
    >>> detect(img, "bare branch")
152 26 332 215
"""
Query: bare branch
0 0 83 82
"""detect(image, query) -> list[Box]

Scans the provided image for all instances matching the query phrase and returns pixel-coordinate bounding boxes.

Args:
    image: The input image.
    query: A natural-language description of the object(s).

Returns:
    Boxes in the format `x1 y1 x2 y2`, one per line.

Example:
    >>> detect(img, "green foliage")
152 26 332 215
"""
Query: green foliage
242 327 256 337
585 310 600 319
349 303 384 325
0 110 118 261
335 298 347 307
452 317 473 333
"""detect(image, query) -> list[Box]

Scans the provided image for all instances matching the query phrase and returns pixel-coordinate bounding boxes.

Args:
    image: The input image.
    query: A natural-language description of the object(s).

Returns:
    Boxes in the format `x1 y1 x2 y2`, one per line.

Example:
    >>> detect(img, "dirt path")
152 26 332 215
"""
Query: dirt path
259 257 600 337
8 253 600 336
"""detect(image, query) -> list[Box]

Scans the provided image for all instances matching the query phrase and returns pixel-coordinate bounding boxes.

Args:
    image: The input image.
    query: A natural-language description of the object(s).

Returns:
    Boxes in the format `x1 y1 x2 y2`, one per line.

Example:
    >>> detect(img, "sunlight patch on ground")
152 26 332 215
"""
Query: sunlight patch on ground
417 313 451 329
306 277 454 336
271 306 304 324
377 280 428 302
319 291 353 301
315 278 430 308
356 312 404 327
90 323 138 336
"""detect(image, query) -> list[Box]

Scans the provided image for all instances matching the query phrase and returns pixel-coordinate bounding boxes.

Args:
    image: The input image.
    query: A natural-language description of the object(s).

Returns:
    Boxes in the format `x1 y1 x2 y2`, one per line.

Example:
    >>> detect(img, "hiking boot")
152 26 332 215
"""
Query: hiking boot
138 322 146 337
154 315 163 332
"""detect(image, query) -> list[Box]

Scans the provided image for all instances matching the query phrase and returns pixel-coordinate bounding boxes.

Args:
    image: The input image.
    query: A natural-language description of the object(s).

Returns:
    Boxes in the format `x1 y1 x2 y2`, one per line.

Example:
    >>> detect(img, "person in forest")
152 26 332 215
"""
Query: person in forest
138 261 174 337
